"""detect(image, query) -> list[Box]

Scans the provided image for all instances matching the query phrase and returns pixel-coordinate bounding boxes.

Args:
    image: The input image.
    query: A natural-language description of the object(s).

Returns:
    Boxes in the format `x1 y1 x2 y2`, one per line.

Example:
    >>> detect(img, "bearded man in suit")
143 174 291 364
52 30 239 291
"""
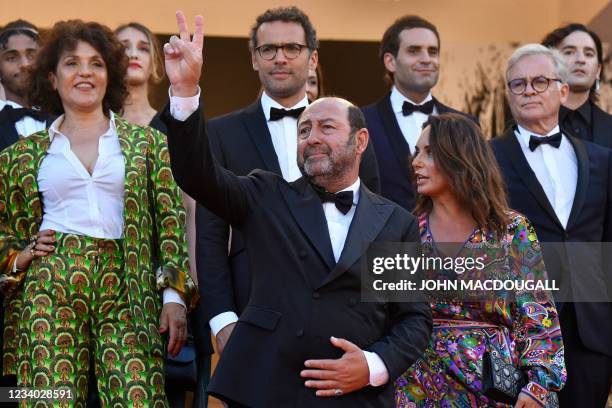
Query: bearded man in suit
161 12 432 407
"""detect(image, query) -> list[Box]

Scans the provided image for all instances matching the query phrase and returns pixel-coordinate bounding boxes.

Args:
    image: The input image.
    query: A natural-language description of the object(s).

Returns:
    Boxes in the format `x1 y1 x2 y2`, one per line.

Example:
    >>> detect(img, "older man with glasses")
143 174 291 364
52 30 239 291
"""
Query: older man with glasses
491 44 612 407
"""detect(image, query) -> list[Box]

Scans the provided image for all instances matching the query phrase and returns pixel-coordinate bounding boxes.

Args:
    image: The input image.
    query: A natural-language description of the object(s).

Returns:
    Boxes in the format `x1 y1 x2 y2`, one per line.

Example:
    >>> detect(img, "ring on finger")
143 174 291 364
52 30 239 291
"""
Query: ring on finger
334 389 343 397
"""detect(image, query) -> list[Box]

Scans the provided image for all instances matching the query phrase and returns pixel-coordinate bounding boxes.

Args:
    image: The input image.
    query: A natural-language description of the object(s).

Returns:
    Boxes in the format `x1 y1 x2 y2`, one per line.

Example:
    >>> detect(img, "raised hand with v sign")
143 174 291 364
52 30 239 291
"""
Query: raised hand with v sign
164 11 204 98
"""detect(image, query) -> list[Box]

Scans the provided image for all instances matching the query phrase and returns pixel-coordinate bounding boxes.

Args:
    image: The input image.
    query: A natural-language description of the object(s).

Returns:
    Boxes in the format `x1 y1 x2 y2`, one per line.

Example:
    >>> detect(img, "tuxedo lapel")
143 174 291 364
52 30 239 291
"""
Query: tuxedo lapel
0 120 20 151
241 100 282 175
591 105 612 148
318 186 393 288
376 95 411 173
281 178 336 273
565 135 589 229
498 129 563 228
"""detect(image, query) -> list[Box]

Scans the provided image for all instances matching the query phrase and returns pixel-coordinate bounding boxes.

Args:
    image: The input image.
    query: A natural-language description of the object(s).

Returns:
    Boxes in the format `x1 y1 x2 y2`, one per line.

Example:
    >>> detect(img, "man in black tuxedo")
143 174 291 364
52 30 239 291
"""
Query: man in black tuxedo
195 6 380 356
491 44 612 407
0 20 52 151
542 23 612 149
362 15 476 211
162 13 432 407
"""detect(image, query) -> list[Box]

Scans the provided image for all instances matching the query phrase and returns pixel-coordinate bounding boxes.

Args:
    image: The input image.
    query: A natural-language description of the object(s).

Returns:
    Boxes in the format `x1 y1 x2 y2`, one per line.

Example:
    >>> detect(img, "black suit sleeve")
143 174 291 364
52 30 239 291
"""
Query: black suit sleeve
162 103 253 227
367 216 433 380
194 120 239 323
359 141 381 194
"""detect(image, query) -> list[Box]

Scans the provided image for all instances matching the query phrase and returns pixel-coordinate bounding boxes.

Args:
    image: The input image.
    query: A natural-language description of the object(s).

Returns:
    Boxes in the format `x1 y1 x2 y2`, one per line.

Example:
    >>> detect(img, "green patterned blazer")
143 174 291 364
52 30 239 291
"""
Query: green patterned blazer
0 115 198 375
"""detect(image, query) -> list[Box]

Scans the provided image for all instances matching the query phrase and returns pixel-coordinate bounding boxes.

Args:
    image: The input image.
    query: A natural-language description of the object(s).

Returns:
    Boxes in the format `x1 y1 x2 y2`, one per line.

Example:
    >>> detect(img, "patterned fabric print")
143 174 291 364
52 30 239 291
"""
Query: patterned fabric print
17 233 167 408
0 116 198 378
396 211 566 407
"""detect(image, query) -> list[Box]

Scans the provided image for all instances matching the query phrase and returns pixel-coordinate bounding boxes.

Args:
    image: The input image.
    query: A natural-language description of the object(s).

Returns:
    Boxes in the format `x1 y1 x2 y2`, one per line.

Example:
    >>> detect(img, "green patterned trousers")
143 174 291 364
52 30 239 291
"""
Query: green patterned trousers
16 233 167 407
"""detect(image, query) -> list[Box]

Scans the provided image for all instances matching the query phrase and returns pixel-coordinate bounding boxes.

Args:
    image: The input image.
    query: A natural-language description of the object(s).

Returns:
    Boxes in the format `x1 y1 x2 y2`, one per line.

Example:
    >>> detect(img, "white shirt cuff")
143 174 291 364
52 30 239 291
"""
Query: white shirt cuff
163 287 186 308
169 86 201 121
210 311 239 337
363 350 389 387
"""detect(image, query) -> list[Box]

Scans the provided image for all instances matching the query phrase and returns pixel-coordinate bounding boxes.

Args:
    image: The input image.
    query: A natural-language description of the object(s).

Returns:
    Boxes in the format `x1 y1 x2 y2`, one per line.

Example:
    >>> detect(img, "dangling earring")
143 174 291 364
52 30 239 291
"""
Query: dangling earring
595 78 601 95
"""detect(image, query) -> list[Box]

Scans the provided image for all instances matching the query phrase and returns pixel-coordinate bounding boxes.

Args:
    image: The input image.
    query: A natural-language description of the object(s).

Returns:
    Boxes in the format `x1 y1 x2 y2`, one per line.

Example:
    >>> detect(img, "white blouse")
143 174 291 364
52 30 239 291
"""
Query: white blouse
38 114 125 238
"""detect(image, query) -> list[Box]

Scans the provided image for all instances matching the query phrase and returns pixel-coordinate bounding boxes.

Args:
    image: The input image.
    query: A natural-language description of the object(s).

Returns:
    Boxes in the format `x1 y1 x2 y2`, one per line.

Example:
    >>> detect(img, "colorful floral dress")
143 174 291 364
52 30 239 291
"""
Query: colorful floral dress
395 211 566 407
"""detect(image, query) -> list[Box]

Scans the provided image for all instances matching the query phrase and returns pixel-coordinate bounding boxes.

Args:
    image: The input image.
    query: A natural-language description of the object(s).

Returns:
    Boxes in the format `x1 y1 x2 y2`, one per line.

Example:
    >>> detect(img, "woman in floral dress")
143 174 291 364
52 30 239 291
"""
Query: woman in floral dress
396 113 566 407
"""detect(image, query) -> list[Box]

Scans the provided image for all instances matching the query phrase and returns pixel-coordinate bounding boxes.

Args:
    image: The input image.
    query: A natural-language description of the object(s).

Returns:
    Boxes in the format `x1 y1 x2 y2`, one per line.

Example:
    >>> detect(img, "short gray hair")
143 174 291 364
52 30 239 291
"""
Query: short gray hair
506 43 569 83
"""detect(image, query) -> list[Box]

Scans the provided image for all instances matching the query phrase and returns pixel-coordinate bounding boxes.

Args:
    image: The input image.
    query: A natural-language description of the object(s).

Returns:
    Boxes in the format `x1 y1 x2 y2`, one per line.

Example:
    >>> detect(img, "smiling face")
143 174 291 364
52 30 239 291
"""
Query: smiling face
506 54 568 133
412 126 450 198
557 30 601 93
251 20 317 102
0 33 38 102
297 98 367 190
384 27 440 99
116 26 153 86
49 40 108 114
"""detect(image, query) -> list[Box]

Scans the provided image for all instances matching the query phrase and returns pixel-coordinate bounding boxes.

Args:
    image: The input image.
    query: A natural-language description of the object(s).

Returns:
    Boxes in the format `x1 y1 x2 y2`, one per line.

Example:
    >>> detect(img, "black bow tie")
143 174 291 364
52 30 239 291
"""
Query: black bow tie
269 106 305 121
311 184 354 215
0 105 47 123
402 100 434 116
528 132 562 152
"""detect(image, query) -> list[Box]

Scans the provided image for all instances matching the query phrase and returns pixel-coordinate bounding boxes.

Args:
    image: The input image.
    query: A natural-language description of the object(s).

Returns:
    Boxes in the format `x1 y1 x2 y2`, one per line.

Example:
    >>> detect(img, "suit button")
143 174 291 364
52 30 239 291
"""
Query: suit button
312 292 320 299
348 298 357 307
296 329 304 337
298 249 308 259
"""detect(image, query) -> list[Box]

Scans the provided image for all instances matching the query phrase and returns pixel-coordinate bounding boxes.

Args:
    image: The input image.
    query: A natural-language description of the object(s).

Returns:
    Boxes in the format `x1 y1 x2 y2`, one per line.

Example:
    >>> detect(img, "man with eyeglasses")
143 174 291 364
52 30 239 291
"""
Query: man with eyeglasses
0 20 52 152
491 44 612 408
362 15 477 211
190 6 380 362
542 24 612 149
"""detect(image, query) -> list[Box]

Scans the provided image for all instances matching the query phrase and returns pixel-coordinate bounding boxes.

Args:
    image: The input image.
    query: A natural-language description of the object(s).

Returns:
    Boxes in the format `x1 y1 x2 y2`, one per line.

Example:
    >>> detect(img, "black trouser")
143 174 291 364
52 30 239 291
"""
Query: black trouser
558 303 612 408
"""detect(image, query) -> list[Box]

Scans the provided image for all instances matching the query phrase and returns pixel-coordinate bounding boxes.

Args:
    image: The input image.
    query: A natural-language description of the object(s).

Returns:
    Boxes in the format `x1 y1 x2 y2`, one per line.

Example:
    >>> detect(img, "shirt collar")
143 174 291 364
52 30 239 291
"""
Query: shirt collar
515 123 561 149
48 112 118 152
559 100 592 124
390 86 433 114
261 91 309 121
0 100 24 109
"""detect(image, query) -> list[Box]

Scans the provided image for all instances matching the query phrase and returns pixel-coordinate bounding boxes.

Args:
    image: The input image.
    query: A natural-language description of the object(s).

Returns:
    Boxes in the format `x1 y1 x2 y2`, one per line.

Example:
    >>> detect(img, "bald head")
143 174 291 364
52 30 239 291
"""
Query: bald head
299 97 366 134
296 97 369 192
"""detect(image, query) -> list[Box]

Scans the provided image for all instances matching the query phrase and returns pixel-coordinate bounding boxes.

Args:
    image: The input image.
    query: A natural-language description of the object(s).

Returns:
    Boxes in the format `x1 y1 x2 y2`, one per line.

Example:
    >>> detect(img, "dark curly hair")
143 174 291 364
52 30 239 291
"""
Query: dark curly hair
28 20 128 115
249 6 318 51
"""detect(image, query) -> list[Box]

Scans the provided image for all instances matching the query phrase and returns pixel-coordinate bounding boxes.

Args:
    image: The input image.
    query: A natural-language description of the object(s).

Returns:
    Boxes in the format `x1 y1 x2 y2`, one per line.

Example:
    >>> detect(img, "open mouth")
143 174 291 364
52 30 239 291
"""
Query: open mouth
75 82 94 90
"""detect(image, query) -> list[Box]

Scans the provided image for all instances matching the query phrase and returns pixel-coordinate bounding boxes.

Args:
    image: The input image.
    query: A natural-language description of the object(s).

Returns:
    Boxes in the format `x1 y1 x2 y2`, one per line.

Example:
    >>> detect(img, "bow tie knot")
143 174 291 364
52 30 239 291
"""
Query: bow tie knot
402 100 434 116
0 105 47 123
269 106 305 121
528 132 562 152
311 184 354 215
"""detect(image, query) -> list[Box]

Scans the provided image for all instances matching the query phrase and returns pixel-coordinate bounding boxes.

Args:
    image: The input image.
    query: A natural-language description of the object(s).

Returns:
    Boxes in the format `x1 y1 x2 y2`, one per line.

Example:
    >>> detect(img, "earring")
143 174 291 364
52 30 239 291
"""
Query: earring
595 78 601 94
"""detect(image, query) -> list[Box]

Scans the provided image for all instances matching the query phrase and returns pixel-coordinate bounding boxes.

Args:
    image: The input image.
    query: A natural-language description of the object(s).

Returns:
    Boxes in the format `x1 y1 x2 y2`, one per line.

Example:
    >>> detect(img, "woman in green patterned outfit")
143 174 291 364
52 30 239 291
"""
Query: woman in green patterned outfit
0 20 198 407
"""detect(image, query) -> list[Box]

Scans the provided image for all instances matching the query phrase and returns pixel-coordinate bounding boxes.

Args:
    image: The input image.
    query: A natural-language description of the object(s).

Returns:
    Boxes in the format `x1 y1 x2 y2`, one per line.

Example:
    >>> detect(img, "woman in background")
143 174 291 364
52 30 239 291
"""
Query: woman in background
395 114 565 407
306 64 324 102
115 22 207 408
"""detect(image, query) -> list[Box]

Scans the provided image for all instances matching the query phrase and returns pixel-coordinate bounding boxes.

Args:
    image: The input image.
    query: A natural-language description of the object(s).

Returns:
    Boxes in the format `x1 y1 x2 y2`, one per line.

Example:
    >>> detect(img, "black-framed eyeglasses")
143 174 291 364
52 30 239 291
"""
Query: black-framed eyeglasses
255 43 309 60
507 76 563 95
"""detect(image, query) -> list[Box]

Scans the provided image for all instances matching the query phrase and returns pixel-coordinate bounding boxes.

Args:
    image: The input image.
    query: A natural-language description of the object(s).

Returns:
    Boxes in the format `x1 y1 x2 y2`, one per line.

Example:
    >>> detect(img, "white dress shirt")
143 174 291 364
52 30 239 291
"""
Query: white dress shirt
170 91 389 386
34 113 183 306
390 86 437 155
514 124 577 228
260 91 308 182
0 99 47 137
